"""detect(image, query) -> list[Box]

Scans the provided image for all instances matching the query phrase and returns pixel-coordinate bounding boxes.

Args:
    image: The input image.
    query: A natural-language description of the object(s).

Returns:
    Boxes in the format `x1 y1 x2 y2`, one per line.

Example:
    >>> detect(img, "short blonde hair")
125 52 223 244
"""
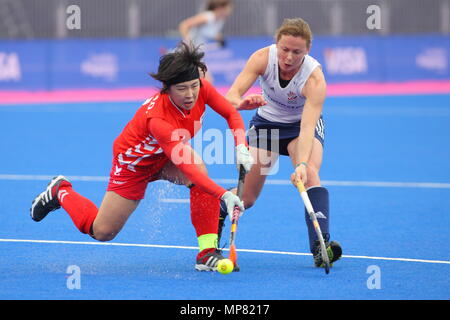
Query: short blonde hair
275 18 313 48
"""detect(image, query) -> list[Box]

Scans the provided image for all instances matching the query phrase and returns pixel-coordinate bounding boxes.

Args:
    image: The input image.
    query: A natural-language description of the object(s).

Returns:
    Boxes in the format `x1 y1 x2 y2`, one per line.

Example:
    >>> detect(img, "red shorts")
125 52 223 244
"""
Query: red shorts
106 155 169 200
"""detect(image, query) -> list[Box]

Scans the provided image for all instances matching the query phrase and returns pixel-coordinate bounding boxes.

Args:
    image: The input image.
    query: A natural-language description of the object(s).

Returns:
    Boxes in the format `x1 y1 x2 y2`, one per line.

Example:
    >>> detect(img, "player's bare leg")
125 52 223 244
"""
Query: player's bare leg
240 146 279 209
91 192 140 241
287 137 323 189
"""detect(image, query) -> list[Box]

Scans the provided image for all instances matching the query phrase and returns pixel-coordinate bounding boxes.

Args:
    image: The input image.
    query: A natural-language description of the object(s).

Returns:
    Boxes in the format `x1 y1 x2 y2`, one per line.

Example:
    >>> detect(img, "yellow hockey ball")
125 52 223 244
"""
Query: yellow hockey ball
217 259 234 274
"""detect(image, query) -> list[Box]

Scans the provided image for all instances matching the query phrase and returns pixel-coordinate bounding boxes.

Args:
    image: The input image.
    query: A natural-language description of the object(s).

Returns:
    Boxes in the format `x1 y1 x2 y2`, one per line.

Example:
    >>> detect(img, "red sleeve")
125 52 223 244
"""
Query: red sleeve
148 117 227 199
201 80 247 146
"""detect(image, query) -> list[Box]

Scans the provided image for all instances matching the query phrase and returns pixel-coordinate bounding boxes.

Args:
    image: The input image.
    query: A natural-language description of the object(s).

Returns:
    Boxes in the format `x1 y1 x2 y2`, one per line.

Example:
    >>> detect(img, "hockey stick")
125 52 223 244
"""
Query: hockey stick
296 180 331 274
228 165 246 271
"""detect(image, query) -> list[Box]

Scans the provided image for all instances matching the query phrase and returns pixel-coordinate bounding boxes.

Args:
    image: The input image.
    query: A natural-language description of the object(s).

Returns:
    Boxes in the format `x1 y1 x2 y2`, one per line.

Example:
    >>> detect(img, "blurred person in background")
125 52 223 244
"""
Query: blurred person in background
178 0 234 83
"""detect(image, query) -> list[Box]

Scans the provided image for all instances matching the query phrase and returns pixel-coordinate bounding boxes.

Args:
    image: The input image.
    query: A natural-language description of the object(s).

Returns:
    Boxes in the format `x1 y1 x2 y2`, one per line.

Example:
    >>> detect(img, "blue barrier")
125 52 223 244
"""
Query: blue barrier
0 40 49 90
0 35 449 90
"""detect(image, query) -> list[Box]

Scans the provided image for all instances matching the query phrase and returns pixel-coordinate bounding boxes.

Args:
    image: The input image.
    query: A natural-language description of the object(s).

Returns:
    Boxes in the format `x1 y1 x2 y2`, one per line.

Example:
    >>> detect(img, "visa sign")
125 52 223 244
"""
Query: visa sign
323 47 368 75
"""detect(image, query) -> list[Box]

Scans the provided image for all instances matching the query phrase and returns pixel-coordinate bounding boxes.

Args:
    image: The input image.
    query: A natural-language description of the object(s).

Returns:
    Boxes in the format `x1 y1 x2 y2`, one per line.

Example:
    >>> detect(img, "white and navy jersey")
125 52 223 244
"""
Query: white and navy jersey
188 11 225 47
257 44 321 123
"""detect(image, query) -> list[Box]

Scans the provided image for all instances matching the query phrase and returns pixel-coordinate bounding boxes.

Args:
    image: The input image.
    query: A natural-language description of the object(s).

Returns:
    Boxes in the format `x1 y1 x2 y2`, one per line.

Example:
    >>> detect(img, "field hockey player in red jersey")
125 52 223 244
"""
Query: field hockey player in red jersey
30 42 254 272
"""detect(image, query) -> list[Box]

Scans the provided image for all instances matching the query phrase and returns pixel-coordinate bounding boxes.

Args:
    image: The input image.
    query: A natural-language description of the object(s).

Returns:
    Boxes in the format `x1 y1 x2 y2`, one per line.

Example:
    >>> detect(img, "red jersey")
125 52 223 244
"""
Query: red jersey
113 79 246 198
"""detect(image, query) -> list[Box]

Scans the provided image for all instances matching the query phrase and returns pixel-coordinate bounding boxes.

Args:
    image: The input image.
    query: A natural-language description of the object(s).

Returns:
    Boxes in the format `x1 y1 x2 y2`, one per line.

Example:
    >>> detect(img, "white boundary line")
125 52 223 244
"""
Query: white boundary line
159 199 190 203
1 174 450 189
0 238 449 265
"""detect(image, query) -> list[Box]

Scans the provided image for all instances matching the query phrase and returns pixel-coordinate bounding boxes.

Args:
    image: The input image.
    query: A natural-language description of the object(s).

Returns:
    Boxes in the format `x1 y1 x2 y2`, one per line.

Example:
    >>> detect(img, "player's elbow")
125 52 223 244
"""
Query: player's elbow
198 163 208 176
178 21 189 37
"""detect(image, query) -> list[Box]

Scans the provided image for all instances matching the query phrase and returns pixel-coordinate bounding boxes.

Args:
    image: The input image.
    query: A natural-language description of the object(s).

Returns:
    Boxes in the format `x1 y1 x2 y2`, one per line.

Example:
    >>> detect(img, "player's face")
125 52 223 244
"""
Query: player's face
169 79 200 110
221 4 233 18
276 35 309 74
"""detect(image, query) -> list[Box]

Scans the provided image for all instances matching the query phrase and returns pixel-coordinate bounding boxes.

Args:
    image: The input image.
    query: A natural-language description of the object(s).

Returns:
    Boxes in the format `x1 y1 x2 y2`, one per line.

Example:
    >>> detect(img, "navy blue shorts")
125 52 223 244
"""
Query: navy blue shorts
247 113 325 156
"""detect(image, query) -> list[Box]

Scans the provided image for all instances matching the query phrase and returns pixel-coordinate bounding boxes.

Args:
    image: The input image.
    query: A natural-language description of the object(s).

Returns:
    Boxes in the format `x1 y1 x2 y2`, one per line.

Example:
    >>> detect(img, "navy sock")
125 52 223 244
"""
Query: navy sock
219 200 228 219
217 188 233 245
219 187 235 221
304 186 330 253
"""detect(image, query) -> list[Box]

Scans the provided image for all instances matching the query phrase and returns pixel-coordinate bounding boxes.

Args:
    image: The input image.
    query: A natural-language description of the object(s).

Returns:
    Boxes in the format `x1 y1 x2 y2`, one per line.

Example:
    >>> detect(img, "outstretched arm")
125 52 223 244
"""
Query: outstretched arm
148 117 227 198
226 47 268 110
148 117 246 213
179 12 210 43
292 67 327 186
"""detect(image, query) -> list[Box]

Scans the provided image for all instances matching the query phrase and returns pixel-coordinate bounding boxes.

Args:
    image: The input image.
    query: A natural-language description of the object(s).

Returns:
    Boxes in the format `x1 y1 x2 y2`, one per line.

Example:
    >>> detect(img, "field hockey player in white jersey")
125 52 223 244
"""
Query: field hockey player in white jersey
220 18 342 269
178 0 233 83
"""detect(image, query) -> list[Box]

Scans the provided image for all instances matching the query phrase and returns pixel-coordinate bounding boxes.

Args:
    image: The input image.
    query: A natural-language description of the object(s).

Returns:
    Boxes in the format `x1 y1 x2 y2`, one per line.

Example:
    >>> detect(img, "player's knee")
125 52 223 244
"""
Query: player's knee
306 164 321 188
186 165 208 187
94 232 117 242
93 227 118 242
243 196 257 210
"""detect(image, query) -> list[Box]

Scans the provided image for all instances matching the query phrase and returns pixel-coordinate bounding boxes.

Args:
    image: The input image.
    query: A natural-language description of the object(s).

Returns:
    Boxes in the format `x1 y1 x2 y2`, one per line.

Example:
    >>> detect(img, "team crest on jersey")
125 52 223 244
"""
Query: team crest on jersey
287 91 298 104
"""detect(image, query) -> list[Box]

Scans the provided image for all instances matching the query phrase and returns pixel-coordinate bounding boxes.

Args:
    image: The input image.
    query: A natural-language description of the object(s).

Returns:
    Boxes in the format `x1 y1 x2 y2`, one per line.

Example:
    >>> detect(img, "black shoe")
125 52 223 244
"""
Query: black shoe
313 240 342 268
30 175 71 222
195 248 226 271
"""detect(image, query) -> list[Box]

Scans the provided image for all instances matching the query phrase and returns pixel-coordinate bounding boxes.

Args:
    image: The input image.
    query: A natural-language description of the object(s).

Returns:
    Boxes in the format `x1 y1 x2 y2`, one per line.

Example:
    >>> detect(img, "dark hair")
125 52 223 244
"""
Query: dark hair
150 42 207 93
206 0 232 11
